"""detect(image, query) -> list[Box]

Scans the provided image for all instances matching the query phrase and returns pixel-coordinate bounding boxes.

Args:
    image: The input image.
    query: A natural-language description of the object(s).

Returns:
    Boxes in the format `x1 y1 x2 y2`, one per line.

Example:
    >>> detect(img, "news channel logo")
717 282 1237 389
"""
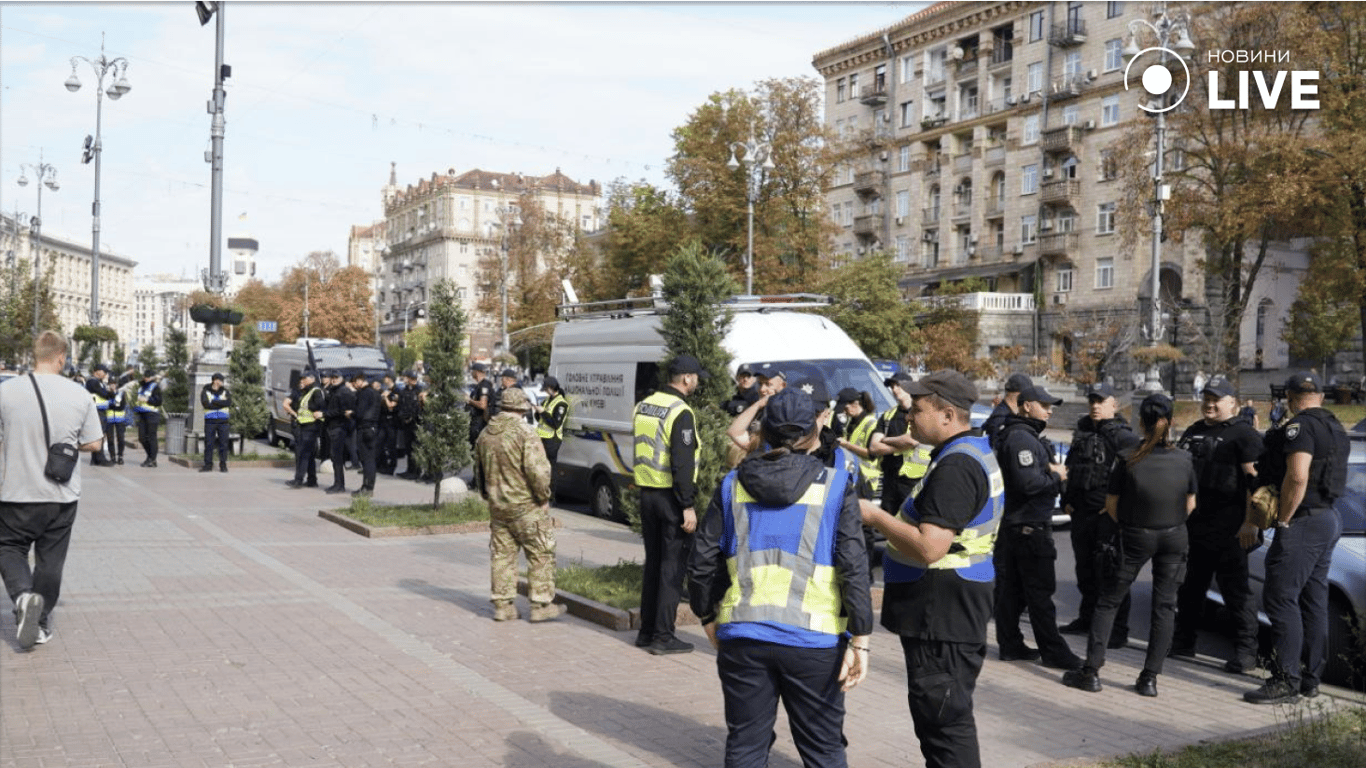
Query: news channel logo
1123 45 1191 113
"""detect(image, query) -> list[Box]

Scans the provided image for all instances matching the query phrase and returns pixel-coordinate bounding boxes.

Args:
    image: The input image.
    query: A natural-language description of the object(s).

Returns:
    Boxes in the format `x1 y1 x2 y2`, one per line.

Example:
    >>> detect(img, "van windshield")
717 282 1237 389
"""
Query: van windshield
745 359 896 414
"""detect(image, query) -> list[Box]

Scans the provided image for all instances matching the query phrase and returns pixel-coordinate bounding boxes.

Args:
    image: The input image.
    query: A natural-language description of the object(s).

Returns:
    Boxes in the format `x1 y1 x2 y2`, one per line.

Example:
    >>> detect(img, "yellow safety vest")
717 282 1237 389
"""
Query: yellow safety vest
716 452 852 637
899 443 933 481
107 394 128 424
204 388 230 421
632 390 696 488
535 393 567 441
296 387 323 425
135 382 158 413
847 412 881 494
90 385 109 410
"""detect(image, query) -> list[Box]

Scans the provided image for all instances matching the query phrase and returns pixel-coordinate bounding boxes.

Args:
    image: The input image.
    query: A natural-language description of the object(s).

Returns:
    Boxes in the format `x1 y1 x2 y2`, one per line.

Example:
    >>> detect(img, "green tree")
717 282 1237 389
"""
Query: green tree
111 343 127 373
819 252 917 361
411 279 472 508
1284 239 1361 377
276 251 375 343
162 328 191 413
387 343 417 375
229 326 270 440
0 258 60 366
137 343 160 373
591 181 691 299
909 278 992 378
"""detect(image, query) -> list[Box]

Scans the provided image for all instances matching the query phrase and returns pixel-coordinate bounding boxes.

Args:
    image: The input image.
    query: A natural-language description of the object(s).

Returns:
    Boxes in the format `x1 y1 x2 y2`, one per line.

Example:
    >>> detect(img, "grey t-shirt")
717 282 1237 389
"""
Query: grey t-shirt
0 373 104 503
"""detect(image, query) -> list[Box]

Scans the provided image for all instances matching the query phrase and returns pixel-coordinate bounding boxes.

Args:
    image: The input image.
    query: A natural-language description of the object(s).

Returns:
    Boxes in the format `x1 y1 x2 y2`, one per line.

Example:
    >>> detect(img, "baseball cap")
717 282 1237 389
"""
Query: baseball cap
736 363 755 376
904 369 979 411
1202 376 1237 400
885 371 916 389
755 363 785 381
322 369 340 379
762 388 815 443
542 375 560 392
93 363 110 374
834 387 861 406
299 369 316 380
1019 384 1063 406
1004 372 1034 393
1285 371 1323 394
669 354 710 379
498 387 531 412
471 362 489 372
211 372 225 381
1087 382 1115 400
1140 392 1174 426
792 378 830 411
500 368 518 379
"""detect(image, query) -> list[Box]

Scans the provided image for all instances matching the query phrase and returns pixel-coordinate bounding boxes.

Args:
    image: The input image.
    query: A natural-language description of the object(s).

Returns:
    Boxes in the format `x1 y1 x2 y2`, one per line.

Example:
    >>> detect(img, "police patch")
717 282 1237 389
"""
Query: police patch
1286 423 1300 440
1017 450 1035 467
682 429 694 446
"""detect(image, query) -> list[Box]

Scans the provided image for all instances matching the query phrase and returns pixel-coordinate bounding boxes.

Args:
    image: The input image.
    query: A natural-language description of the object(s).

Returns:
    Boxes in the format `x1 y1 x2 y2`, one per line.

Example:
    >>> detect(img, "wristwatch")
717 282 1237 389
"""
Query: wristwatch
1274 519 1291 529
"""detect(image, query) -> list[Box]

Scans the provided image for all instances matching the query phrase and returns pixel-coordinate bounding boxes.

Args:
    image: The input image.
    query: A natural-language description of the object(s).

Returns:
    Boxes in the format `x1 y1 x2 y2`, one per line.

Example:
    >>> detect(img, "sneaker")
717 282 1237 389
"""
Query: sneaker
14 592 44 650
634 634 655 648
35 627 52 645
220 465 228 473
1062 666 1102 693
116 457 124 465
528 603 565 623
325 486 347 494
999 646 1042 662
285 480 303 488
647 637 694 655
1244 680 1300 705
492 603 519 622
1059 618 1090 635
351 489 371 498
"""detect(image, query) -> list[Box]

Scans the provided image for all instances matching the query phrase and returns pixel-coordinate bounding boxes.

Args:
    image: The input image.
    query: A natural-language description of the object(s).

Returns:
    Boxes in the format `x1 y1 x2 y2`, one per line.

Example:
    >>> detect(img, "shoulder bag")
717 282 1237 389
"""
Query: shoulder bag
30 374 81 484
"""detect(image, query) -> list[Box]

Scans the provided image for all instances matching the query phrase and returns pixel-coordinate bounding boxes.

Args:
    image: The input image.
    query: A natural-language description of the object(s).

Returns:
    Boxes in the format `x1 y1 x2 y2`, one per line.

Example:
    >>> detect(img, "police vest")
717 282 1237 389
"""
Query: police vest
846 413 882 492
135 382 159 413
296 388 323 425
107 394 128 424
899 443 933 481
716 449 852 643
883 434 1005 584
90 384 110 411
204 389 230 421
536 393 567 441
632 391 696 489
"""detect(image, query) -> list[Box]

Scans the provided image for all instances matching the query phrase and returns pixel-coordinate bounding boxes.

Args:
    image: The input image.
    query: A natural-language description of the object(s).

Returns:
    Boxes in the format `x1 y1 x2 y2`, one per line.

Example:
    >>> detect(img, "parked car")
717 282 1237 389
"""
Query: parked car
1209 429 1365 687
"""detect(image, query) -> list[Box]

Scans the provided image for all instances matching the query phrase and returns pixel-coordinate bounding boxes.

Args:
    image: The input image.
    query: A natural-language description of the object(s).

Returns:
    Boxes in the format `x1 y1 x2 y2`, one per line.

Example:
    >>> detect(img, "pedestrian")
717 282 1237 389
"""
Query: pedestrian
133 368 163 468
982 372 1032 448
870 372 933 519
632 353 706 655
993 384 1081 670
200 372 231 473
284 370 324 489
1241 372 1349 704
688 387 872 768
323 370 356 494
835 388 881 500
350 373 381 497
473 387 562 623
1063 393 1196 698
533 375 568 466
1171 376 1263 672
860 369 1005 768
493 368 521 420
378 372 398 474
1059 382 1140 645
105 383 130 465
467 363 494 447
0 331 106 650
85 363 115 465
395 370 423 479
721 363 759 417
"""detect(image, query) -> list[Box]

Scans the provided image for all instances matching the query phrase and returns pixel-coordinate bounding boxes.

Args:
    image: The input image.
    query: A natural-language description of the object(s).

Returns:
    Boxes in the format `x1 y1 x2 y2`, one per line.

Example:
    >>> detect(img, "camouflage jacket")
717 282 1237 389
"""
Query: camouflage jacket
473 412 552 514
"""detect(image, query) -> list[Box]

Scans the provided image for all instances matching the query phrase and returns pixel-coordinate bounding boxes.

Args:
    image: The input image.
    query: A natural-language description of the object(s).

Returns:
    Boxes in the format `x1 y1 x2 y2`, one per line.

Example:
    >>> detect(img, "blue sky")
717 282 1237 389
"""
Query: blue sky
1 1 926 283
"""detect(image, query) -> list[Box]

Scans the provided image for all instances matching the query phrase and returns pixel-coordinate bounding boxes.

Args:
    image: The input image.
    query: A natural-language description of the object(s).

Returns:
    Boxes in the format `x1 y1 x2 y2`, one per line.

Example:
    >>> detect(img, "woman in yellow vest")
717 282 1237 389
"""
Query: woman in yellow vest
689 388 873 768
533 375 568 464
835 388 881 499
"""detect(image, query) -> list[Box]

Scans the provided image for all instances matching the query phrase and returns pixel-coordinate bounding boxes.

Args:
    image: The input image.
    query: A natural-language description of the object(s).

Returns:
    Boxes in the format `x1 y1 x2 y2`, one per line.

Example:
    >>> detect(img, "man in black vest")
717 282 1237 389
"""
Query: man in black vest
323 370 355 494
351 373 381 497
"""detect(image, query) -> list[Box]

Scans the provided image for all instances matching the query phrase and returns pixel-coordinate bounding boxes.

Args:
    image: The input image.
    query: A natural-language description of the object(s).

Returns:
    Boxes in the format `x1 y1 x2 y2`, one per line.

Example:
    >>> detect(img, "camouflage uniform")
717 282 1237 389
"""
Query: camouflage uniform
473 389 557 620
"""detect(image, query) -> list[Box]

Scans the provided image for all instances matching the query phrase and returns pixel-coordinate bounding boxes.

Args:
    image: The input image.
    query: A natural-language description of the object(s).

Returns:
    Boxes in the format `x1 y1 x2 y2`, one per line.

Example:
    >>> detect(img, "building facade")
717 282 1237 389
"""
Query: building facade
225 236 259 297
132 275 206 362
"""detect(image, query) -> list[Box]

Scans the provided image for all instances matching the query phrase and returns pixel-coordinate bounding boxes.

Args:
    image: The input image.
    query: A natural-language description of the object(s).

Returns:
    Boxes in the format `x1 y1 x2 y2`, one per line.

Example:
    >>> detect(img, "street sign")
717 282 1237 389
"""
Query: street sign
258 321 277 333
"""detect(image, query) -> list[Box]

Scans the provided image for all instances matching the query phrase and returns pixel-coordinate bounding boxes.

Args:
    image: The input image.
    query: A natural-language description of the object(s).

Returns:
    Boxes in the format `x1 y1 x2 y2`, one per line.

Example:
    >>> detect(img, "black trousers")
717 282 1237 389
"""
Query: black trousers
1264 507 1342 689
293 423 320 484
0 501 78 627
637 487 691 644
901 637 986 768
717 638 848 768
136 411 160 460
204 420 230 467
107 422 126 459
378 421 396 471
1173 530 1258 658
1086 524 1188 675
328 427 350 488
1069 509 1131 639
993 523 1075 662
357 425 379 491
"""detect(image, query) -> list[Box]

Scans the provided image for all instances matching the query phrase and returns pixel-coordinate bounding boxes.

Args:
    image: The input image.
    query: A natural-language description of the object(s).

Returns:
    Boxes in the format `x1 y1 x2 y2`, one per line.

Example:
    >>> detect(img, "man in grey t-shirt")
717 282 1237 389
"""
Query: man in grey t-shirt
0 330 105 650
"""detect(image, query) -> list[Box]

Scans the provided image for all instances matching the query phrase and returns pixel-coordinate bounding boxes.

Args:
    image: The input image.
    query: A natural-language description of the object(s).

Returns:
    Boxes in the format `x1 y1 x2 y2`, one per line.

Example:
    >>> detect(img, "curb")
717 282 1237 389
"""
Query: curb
167 456 294 469
318 509 564 539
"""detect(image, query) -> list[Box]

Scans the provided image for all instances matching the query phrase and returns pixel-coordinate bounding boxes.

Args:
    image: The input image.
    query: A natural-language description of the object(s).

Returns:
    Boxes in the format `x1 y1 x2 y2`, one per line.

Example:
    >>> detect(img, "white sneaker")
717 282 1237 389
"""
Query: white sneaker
15 592 44 650
35 627 52 645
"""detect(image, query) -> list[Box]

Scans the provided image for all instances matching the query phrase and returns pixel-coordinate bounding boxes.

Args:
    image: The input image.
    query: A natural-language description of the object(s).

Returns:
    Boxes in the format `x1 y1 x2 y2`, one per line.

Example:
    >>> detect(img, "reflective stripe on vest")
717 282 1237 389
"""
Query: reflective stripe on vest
899 443 933 481
107 406 127 423
135 383 158 412
296 388 322 424
536 393 566 441
204 390 230 421
716 449 851 637
847 412 881 494
883 434 1004 583
632 391 695 488
91 389 109 410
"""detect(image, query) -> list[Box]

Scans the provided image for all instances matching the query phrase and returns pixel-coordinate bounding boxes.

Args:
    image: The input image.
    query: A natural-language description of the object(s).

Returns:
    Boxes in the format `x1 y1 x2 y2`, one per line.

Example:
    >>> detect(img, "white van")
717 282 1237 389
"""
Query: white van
264 340 390 446
548 298 894 519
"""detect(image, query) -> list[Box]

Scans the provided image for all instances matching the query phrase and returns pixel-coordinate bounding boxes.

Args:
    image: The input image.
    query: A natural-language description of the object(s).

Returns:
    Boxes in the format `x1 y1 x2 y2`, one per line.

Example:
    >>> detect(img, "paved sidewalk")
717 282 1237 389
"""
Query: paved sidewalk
2 462 1360 768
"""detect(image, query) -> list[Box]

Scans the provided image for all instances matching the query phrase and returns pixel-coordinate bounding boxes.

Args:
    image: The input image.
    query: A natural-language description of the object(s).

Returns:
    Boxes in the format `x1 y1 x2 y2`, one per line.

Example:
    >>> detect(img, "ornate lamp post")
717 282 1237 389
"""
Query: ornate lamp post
491 205 521 357
66 35 131 328
727 126 774 297
17 154 60 337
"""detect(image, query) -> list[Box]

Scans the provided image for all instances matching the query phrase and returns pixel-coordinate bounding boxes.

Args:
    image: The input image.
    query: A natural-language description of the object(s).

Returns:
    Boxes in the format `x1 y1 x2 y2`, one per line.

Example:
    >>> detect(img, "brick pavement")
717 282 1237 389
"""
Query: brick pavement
2 461 1360 768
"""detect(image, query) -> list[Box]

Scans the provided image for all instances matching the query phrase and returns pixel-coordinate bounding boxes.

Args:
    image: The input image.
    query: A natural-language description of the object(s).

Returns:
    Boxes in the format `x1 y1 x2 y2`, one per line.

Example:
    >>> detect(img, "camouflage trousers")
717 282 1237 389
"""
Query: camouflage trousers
489 506 556 605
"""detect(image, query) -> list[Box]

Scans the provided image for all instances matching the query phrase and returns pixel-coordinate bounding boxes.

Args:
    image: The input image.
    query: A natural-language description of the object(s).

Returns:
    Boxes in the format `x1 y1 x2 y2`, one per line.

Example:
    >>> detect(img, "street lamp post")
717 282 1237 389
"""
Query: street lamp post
17 154 60 338
66 35 131 329
198 1 230 365
1123 2 1194 392
727 123 774 297
492 205 520 357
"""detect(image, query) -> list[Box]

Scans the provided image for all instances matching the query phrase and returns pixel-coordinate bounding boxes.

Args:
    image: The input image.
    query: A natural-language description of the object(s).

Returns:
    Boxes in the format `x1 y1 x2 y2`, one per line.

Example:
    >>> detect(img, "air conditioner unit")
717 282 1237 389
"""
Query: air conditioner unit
1042 168 1055 178
1040 221 1054 232
923 231 938 242
1084 119 1096 130
1012 244 1025 255
1087 69 1098 81
895 216 905 225
1021 93 1032 103
857 246 866 255
879 151 889 161
1053 293 1068 305
1005 95 1017 106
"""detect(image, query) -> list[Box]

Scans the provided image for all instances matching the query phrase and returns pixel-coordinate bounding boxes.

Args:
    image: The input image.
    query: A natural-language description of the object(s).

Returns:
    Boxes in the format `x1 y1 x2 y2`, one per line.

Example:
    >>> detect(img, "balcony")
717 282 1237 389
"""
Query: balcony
921 206 941 225
953 152 974 173
921 291 1035 312
989 44 1014 68
976 244 1004 261
956 57 979 78
1041 178 1080 205
1049 20 1087 47
859 83 888 107
984 143 1006 166
988 94 1021 113
920 114 948 131
985 196 1005 216
958 95 979 121
853 214 884 239
1047 74 1087 102
952 201 972 219
922 158 942 177
1041 125 1082 154
1038 231 1079 257
853 170 885 197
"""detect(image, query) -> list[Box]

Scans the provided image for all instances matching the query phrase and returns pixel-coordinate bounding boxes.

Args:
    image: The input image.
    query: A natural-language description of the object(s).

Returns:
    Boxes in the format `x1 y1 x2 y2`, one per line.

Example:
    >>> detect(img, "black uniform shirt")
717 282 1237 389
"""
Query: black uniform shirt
982 400 1013 448
1108 447 1197 529
996 415 1062 525
354 386 381 428
1179 416 1262 537
1274 407 1350 510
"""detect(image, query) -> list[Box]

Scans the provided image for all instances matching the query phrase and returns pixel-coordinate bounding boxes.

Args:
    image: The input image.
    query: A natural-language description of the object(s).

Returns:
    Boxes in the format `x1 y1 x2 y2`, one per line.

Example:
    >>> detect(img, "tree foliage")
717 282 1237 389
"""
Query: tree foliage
589 181 692 300
819 252 918 361
1285 239 1362 375
907 278 992 379
411 279 472 508
275 251 375 343
162 327 191 413
229 325 270 440
0 258 59 367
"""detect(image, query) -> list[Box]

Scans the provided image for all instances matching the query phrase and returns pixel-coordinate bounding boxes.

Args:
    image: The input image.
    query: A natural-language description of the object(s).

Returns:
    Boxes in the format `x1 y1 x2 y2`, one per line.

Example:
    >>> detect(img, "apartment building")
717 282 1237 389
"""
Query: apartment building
371 164 602 358
132 275 207 361
224 236 259 298
814 1 1209 373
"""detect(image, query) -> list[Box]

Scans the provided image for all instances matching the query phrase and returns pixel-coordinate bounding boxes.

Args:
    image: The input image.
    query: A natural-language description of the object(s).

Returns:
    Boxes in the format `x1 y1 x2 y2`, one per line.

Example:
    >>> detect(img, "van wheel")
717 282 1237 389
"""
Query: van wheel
591 476 619 521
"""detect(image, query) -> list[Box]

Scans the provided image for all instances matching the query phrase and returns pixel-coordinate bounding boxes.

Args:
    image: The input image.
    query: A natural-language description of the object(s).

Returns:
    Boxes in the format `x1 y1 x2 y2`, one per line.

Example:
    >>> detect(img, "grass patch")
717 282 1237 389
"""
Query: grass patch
555 559 643 611
184 450 293 462
343 495 489 528
1101 702 1366 768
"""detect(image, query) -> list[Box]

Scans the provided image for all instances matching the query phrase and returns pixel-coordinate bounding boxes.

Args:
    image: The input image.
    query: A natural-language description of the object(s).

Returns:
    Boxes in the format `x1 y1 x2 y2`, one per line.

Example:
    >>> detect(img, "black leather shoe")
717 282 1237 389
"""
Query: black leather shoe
1059 618 1090 635
1300 683 1320 699
200 465 213 473
1245 680 1299 705
647 637 694 655
304 481 319 488
220 465 228 473
285 480 302 488
1041 653 1084 671
1135 672 1158 697
325 486 346 494
999 646 1042 662
1062 667 1102 693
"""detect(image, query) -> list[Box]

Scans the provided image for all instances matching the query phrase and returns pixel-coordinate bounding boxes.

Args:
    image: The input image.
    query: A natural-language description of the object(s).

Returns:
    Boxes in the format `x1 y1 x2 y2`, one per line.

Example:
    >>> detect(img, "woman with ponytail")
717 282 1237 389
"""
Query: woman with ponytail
1062 393 1197 698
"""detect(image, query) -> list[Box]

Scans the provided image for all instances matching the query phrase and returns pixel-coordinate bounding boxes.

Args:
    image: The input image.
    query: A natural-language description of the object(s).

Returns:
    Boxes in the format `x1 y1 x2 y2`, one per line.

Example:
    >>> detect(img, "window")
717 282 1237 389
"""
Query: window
895 235 911 264
928 48 947 83
896 189 911 218
901 100 915 127
899 144 912 172
1062 105 1079 125
1063 51 1083 80
1021 214 1038 244
901 54 916 84
1056 265 1074 292
1022 164 1039 195
998 75 1013 103
1104 39 1123 72
874 64 887 91
1107 1 1124 18
1096 257 1115 289
1102 95 1121 126
1023 114 1040 145
849 73 859 94
1097 202 1116 234
1027 62 1044 94
836 78 847 103
992 25 1014 64
1029 10 1045 41
843 201 854 225
1170 144 1187 171
1099 149 1118 180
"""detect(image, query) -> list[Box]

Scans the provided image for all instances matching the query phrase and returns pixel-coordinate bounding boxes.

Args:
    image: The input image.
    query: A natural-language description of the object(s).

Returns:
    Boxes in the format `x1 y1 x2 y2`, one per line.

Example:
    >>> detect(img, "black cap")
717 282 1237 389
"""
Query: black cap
542 375 560 392
904 369 979 411
755 363 784 381
791 378 830 410
1285 371 1323 394
471 362 488 373
834 387 861 406
323 369 340 379
736 363 754 376
93 363 110 374
211 372 225 381
1004 372 1034 393
1140 392 1174 426
299 369 316 380
669 354 710 379
762 388 816 443
1019 385 1063 406
500 368 518 379
1202 376 1237 400
885 371 916 389
1087 382 1115 400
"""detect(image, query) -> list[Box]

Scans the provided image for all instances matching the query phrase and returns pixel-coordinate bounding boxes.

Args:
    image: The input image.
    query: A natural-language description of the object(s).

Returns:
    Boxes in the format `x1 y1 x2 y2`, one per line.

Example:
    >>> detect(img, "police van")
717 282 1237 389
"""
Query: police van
264 339 391 446
548 294 894 520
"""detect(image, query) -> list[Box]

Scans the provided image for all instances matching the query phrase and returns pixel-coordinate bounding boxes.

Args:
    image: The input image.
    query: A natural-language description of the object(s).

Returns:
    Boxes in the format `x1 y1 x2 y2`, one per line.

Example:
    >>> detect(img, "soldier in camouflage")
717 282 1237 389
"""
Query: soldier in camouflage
473 387 563 623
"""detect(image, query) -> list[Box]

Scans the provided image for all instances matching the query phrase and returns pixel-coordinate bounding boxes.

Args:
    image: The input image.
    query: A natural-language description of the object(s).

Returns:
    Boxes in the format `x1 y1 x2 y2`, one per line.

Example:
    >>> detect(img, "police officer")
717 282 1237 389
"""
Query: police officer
982 372 1032 448
994 384 1081 670
200 372 232 473
467 363 494 446
395 370 424 479
105 382 130 465
133 369 163 468
721 363 759 417
1241 372 1349 704
493 368 521 421
323 370 356 494
1171 376 1263 672
1059 382 1140 644
85 363 115 465
534 375 568 465
351 373 381 497
870 372 933 519
632 353 705 655
378 373 398 474
285 370 324 489
860 369 1005 768
688 387 872 768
